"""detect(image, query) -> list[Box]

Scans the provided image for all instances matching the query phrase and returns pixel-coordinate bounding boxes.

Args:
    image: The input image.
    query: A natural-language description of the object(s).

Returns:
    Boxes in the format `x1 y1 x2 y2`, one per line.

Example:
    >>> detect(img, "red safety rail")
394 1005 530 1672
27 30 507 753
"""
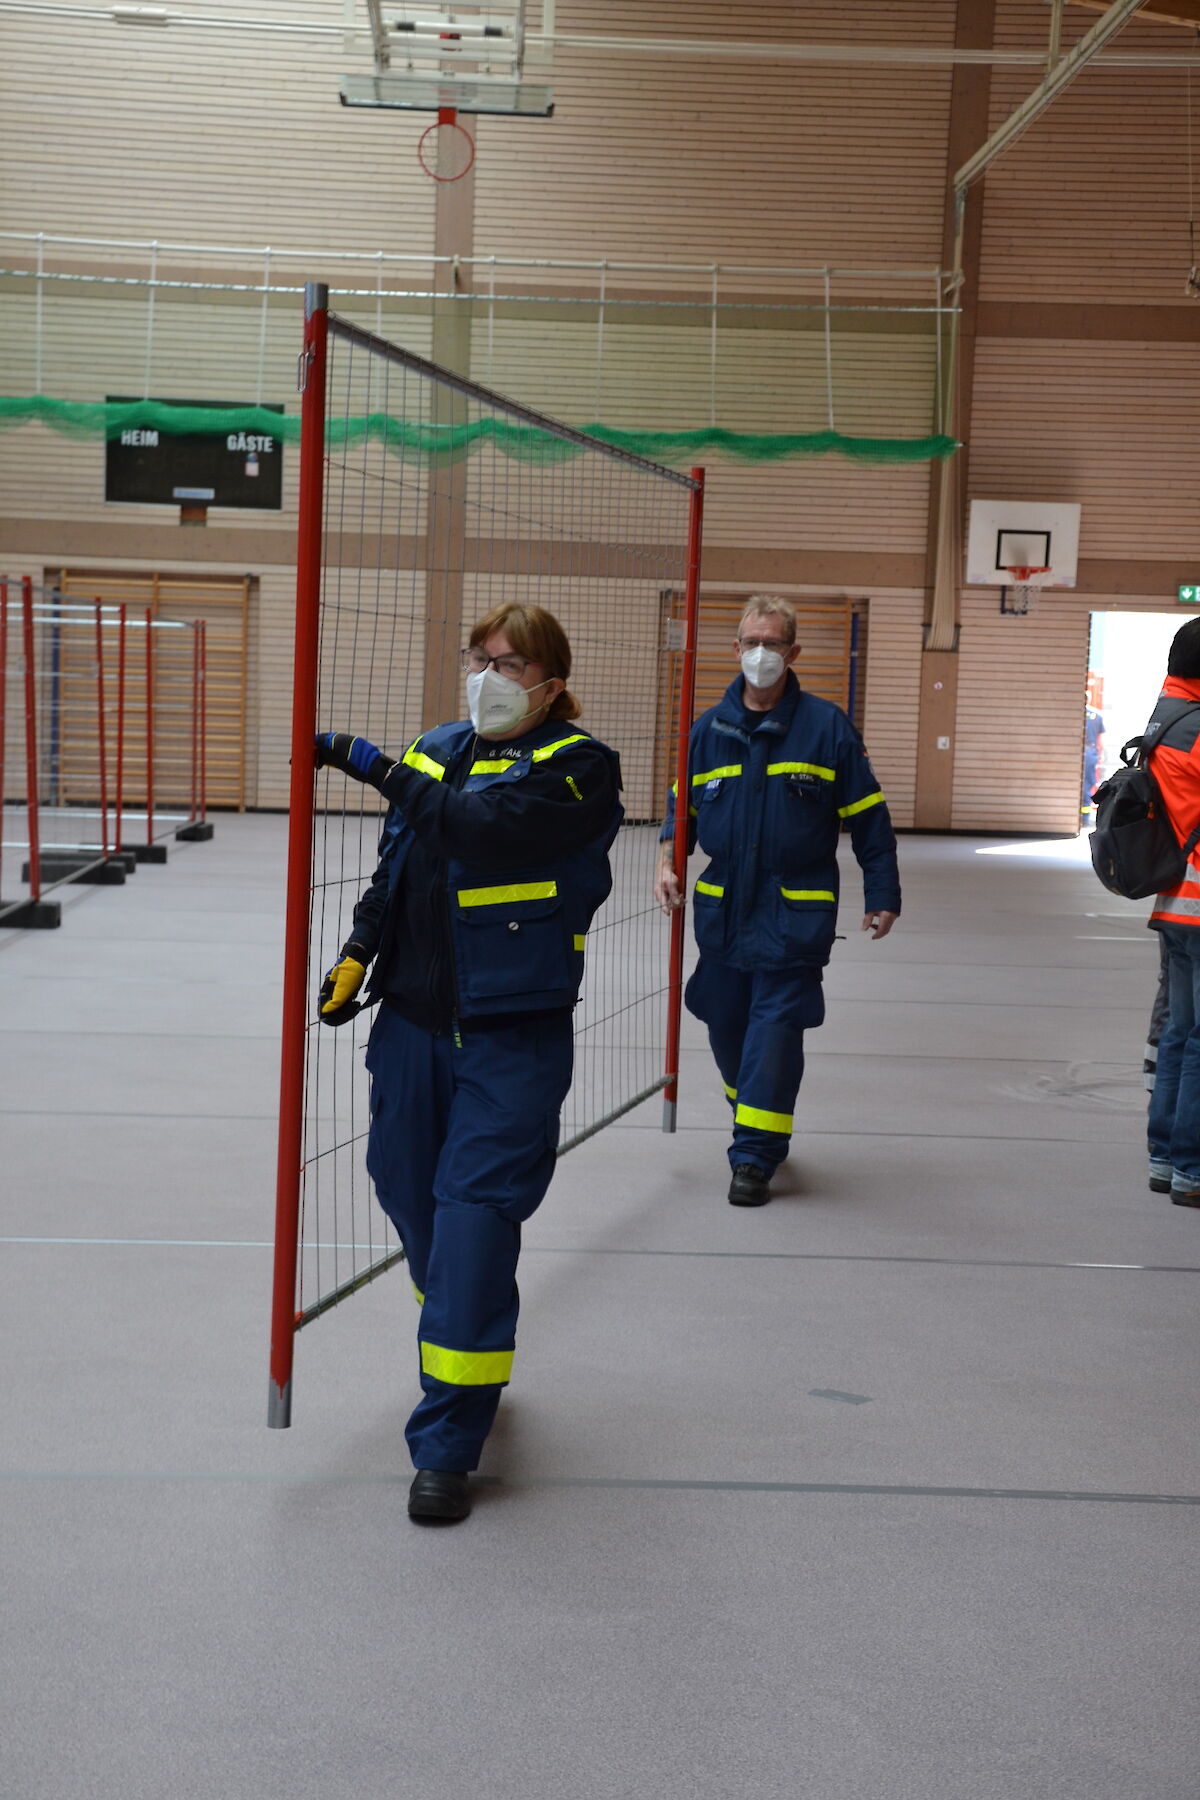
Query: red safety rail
114 603 127 857
144 603 155 849
0 579 7 901
269 282 329 1428
199 620 208 823
663 467 706 1131
22 577 42 902
94 599 111 865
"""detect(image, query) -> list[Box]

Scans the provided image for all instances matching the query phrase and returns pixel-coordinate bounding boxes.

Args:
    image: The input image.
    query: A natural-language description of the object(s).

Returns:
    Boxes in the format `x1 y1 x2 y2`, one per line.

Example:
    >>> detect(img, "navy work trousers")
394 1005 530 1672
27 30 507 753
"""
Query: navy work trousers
685 958 825 1174
1147 925 1200 1185
365 1003 574 1471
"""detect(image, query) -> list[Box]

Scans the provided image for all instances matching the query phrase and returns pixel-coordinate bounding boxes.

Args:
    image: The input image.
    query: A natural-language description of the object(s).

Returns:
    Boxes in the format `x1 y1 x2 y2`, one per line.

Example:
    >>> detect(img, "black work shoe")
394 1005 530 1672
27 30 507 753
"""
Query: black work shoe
408 1469 471 1522
1149 1174 1173 1194
728 1163 771 1207
1170 1185 1200 1209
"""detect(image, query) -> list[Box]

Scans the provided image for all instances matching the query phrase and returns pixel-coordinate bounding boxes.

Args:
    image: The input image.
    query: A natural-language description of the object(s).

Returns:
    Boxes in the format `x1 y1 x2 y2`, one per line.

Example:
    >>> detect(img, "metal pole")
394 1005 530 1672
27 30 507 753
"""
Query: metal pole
144 604 155 847
115 602 126 855
94 600 110 864
269 280 328 1428
199 619 208 823
22 577 42 901
189 619 200 824
0 581 7 899
663 468 705 1133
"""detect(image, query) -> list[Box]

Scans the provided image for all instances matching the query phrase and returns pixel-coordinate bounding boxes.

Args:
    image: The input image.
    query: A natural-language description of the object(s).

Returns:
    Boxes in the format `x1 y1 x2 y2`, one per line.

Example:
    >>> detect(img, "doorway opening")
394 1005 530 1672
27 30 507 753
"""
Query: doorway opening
1084 611 1192 826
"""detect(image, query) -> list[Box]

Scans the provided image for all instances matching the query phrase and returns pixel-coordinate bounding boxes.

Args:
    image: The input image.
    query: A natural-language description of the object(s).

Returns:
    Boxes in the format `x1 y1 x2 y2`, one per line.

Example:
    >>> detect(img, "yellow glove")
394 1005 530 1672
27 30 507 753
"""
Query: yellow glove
318 953 367 1027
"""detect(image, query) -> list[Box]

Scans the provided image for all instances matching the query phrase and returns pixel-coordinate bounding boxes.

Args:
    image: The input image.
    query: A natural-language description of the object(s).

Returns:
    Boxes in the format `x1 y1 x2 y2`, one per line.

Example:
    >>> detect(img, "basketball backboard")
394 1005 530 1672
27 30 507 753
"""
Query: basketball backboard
965 499 1081 588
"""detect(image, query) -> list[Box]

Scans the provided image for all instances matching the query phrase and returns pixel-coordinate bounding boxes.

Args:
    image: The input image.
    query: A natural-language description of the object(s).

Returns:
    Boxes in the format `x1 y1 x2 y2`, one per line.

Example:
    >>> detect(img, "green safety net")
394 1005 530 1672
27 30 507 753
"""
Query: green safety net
0 396 956 466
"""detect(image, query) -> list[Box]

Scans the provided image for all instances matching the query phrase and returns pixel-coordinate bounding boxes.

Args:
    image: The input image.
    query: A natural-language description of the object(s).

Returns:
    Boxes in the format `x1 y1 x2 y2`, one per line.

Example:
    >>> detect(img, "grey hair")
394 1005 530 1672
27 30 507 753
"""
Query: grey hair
738 595 797 645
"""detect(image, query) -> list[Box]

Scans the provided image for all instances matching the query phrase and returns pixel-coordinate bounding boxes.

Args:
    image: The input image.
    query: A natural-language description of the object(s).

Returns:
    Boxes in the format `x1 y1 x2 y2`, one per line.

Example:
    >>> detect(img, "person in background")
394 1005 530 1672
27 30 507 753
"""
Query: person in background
1144 617 1200 1208
315 603 622 1521
654 596 900 1207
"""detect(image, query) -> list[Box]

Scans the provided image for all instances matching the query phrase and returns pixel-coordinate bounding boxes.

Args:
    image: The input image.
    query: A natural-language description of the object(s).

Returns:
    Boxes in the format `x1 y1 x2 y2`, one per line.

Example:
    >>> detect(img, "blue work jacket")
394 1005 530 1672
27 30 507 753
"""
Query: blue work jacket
350 717 623 1020
662 674 900 970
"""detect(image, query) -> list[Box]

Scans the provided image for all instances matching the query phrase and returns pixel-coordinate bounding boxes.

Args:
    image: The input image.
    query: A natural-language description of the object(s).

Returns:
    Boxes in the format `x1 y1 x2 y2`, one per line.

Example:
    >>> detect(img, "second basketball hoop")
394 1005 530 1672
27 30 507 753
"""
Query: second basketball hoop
417 106 476 181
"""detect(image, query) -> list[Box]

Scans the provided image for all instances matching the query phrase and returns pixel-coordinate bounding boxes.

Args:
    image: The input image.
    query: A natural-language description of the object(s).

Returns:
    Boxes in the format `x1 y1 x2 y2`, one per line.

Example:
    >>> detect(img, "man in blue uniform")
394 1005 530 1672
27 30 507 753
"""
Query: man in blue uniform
315 603 621 1522
655 596 900 1206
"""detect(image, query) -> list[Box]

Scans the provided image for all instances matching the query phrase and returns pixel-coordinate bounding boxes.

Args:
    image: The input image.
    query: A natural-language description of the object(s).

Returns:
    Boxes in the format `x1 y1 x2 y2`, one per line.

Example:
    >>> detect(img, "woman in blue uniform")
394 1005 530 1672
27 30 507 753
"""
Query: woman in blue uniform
316 604 621 1523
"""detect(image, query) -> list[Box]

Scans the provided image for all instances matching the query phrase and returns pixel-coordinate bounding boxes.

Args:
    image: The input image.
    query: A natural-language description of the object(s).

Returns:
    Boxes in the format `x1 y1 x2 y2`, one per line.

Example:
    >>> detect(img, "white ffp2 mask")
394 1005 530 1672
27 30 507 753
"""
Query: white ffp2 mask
740 645 785 689
467 666 549 736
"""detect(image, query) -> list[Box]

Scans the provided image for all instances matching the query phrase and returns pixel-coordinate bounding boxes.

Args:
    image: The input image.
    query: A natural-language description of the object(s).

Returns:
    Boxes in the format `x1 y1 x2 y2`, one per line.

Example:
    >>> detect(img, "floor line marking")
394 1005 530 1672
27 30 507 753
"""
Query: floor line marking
0 1467 1195 1505
0 1236 1195 1274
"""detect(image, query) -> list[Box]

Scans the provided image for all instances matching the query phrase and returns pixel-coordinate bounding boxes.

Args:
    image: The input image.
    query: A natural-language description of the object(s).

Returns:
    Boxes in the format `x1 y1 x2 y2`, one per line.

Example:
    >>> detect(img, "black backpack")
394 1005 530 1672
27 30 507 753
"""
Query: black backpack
1089 699 1200 901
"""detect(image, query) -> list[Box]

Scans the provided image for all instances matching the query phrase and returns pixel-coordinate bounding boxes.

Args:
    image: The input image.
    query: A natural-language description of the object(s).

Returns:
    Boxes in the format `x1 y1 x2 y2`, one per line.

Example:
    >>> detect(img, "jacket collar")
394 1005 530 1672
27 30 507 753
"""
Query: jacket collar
1161 675 1200 704
713 670 801 739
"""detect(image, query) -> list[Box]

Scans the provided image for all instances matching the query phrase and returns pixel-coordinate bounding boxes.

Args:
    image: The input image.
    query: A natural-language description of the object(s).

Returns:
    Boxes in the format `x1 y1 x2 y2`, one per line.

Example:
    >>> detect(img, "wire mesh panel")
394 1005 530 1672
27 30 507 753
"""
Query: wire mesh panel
269 287 703 1422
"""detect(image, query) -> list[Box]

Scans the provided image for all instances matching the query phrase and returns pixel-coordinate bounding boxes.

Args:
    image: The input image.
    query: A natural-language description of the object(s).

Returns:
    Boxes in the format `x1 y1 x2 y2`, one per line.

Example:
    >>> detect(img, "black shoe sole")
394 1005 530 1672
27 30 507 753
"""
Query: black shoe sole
1149 1178 1173 1193
1170 1191 1200 1208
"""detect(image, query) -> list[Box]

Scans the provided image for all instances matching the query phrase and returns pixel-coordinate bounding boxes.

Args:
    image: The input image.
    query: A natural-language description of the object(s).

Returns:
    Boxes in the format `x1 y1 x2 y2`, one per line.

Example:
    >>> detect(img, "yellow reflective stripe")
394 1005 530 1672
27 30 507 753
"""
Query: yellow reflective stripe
531 734 589 762
457 880 558 907
403 744 446 782
420 1340 514 1386
695 879 724 897
722 1081 737 1101
768 761 835 782
573 934 586 951
781 887 836 902
469 757 515 775
691 764 742 785
735 1103 794 1134
411 1282 425 1305
838 790 885 818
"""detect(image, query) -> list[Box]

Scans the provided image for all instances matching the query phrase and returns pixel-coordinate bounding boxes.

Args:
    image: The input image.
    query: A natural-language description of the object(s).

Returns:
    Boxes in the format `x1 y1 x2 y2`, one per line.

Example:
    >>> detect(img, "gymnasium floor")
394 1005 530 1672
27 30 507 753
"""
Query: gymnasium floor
2 816 1197 1800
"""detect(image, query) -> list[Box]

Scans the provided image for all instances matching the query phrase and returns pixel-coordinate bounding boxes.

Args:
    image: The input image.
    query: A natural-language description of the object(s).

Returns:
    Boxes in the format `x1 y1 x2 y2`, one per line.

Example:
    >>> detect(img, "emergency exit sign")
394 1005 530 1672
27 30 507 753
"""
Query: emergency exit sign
1179 585 1200 604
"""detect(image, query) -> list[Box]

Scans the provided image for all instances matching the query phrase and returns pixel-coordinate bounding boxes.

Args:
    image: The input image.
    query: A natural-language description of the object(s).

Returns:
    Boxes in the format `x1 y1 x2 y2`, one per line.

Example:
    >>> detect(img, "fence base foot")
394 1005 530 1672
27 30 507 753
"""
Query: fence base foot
113 851 138 874
128 843 169 864
21 855 126 886
662 1095 677 1134
0 897 62 929
175 822 215 842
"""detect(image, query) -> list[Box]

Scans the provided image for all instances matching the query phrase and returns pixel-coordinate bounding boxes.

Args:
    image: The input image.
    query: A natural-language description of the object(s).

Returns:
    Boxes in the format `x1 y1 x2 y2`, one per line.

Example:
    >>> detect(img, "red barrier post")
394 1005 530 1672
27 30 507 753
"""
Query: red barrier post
662 467 705 1132
0 581 7 899
94 600 111 864
199 620 208 823
144 604 155 849
22 577 42 901
114 603 126 856
269 282 329 1428
188 619 200 825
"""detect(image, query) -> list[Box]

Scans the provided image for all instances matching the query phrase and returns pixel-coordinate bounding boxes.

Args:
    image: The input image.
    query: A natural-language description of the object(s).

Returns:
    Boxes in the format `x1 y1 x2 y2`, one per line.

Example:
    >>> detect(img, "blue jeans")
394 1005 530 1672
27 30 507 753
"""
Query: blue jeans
1146 926 1200 1185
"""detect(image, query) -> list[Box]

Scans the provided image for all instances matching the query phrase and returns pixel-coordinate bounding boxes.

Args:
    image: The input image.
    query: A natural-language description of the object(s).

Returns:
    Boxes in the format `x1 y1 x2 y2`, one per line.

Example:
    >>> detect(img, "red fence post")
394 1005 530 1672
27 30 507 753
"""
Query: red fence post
269 281 329 1428
144 604 155 850
0 580 7 900
115 603 127 857
94 600 110 864
199 620 207 823
189 619 200 825
662 467 705 1133
22 577 42 902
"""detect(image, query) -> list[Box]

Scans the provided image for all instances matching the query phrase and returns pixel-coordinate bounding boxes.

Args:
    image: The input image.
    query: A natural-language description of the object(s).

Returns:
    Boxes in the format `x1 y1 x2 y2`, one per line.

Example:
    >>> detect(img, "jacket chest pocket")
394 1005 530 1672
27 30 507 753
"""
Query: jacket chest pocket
454 883 570 1001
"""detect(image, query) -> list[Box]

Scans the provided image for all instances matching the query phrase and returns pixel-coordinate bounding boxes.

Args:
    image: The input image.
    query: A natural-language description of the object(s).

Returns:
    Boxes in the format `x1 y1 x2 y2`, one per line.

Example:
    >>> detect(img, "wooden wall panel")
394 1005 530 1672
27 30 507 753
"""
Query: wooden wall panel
859 590 925 830
969 338 1200 564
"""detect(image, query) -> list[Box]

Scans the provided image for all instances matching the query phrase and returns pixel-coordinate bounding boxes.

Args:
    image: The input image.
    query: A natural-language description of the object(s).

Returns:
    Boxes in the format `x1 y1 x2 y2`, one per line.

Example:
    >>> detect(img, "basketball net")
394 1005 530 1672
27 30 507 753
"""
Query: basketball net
999 565 1049 616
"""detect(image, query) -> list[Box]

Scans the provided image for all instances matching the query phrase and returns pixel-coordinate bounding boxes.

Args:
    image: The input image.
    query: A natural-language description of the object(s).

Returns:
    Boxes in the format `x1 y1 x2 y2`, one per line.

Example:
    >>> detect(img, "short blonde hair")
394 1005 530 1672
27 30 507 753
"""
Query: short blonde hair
738 595 797 645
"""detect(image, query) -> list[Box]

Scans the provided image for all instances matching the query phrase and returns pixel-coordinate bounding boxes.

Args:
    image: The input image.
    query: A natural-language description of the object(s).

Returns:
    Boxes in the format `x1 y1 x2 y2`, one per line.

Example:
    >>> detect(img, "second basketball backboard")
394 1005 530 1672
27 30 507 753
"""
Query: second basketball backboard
965 499 1081 588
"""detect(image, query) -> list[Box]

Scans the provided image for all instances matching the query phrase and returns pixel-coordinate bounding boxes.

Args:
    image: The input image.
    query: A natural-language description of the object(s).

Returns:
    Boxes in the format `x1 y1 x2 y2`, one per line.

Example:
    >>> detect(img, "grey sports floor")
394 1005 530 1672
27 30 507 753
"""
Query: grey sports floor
3 818 1197 1800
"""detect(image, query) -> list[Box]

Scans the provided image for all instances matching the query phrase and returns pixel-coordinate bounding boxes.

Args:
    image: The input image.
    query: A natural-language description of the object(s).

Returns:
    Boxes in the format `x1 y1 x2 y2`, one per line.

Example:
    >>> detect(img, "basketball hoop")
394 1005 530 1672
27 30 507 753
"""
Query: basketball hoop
417 106 476 182
999 565 1049 617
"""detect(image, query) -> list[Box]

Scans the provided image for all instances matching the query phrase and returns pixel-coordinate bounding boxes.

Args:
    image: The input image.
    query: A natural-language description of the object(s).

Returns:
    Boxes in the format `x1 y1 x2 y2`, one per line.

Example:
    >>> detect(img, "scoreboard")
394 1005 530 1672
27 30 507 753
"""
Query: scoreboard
105 398 285 510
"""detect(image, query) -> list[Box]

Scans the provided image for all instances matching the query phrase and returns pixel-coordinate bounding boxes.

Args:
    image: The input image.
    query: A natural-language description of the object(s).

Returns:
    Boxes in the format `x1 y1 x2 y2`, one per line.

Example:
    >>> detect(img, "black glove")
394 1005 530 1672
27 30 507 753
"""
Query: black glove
315 732 389 786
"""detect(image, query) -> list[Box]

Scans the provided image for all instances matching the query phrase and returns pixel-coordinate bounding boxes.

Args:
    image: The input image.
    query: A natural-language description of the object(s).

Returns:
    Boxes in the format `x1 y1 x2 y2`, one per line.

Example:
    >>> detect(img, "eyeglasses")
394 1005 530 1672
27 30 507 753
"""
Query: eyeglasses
461 646 539 680
738 636 791 654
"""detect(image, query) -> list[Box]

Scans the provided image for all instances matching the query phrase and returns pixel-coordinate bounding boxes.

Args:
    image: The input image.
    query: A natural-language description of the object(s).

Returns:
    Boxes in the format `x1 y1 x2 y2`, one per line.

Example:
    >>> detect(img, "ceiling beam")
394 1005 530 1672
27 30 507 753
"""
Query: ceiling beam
1067 0 1200 28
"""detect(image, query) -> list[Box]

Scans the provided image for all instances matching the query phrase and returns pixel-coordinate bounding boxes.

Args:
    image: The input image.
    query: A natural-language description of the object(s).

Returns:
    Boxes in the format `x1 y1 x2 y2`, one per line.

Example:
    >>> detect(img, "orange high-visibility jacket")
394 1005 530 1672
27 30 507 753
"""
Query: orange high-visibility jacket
1148 674 1200 929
